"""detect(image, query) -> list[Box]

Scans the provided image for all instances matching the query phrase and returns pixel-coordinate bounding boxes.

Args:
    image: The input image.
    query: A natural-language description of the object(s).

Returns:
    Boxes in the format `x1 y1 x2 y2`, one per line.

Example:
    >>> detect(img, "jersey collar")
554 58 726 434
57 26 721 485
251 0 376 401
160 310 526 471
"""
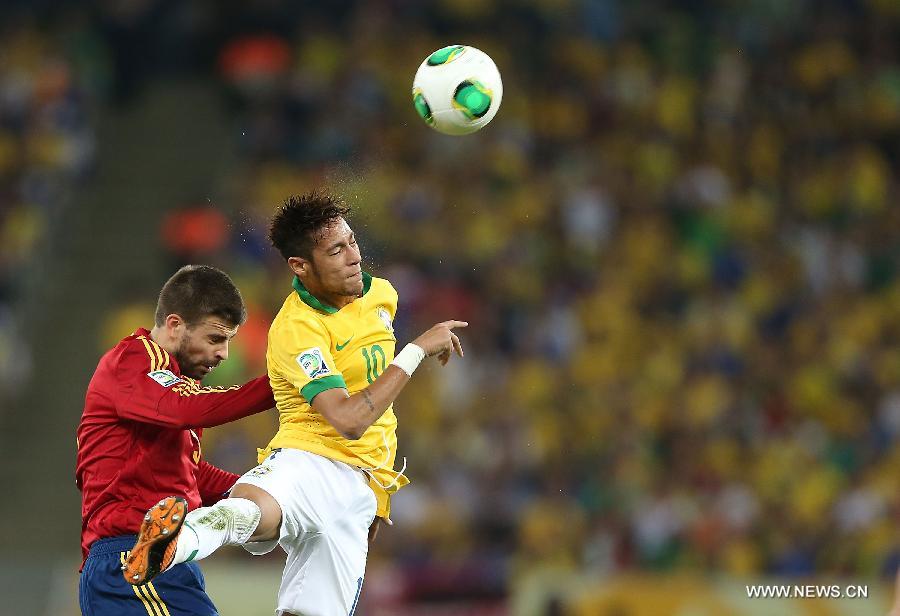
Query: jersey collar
292 272 372 314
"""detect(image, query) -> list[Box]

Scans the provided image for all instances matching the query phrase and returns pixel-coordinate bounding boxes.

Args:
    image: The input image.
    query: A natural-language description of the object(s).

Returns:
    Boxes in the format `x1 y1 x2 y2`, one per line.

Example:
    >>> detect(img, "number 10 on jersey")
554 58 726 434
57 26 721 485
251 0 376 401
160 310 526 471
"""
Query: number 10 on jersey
362 345 386 384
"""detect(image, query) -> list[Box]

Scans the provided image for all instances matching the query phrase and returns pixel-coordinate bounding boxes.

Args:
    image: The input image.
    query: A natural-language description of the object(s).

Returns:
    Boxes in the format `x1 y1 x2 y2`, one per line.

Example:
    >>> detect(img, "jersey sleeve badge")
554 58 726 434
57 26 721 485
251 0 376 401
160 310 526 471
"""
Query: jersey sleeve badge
377 307 394 333
296 347 331 379
147 369 182 387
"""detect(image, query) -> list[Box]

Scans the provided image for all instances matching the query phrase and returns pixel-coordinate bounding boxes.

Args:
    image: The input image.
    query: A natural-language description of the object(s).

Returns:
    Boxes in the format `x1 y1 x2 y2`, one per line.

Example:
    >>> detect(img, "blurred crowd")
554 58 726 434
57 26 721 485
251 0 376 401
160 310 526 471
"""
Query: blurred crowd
0 12 97 400
56 0 900 606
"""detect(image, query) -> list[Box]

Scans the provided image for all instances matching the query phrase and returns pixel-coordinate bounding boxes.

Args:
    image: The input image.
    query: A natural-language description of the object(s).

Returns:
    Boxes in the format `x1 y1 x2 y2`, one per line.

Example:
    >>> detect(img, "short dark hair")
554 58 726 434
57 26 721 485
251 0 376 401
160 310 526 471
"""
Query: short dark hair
154 265 247 328
269 191 351 261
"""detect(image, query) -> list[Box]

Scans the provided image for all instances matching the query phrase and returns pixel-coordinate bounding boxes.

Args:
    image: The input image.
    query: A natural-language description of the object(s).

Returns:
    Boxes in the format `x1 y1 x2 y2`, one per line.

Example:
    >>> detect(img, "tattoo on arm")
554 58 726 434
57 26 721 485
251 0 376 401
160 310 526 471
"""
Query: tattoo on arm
362 390 376 414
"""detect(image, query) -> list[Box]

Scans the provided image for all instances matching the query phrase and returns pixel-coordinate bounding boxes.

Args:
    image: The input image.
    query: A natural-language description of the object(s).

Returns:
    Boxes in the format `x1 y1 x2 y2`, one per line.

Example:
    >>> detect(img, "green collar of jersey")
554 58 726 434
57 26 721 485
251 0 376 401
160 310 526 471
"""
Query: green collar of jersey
292 272 372 314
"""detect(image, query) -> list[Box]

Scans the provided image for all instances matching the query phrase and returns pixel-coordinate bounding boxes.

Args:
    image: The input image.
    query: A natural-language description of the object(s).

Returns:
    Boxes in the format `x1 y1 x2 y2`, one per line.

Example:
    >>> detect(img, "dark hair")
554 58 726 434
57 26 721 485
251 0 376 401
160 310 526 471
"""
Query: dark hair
154 265 247 328
269 191 351 261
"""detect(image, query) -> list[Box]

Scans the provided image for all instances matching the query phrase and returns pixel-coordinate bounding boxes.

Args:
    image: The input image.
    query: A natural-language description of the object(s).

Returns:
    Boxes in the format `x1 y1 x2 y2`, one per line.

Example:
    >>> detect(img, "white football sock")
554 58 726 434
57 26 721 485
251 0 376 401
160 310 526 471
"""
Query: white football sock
169 497 261 568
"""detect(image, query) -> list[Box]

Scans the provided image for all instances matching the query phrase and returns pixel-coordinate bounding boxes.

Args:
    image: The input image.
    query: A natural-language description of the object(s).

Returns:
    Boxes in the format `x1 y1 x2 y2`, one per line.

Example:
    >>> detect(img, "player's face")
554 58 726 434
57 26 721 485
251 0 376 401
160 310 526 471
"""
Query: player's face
173 317 239 380
307 218 364 298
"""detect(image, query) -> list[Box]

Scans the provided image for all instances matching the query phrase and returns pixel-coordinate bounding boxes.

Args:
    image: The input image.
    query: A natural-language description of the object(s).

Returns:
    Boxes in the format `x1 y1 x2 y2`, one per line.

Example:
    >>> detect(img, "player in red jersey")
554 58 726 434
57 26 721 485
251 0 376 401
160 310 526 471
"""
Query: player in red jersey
76 265 275 616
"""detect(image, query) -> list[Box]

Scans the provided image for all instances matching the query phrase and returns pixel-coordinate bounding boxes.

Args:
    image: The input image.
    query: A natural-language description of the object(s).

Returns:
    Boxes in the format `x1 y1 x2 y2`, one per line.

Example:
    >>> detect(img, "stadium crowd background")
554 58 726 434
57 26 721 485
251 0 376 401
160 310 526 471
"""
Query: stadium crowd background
3 0 900 613
0 9 96 404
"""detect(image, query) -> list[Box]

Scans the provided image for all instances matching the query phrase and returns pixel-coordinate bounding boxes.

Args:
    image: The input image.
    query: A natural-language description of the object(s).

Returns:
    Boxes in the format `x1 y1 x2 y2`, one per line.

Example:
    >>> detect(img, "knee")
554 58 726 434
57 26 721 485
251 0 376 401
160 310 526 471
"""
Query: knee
230 483 282 541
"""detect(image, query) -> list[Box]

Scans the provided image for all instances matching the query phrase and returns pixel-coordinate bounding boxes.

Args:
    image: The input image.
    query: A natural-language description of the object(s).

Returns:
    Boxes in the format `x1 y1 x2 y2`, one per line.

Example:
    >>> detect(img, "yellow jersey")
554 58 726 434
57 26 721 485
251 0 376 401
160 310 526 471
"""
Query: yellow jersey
261 272 409 518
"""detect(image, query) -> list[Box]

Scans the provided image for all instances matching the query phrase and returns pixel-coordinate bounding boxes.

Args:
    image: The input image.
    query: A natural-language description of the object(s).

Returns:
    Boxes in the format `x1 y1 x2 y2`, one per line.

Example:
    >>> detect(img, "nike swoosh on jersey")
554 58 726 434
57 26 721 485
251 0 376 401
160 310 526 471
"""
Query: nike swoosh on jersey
336 336 354 351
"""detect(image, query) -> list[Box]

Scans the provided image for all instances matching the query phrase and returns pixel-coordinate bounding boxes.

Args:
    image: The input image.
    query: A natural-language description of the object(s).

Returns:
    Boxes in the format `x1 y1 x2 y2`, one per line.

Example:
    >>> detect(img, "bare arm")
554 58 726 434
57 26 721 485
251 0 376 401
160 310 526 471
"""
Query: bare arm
312 320 467 439
312 365 409 439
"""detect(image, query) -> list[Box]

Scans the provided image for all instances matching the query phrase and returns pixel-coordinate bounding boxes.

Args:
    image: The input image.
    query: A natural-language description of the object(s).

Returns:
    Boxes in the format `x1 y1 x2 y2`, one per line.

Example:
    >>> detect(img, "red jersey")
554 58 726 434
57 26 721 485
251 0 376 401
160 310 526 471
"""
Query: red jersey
76 328 274 563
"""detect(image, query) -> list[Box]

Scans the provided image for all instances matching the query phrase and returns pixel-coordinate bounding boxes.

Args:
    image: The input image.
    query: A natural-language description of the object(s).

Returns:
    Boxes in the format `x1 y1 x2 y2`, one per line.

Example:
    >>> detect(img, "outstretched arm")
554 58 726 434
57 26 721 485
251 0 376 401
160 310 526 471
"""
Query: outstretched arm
114 341 275 429
312 320 466 440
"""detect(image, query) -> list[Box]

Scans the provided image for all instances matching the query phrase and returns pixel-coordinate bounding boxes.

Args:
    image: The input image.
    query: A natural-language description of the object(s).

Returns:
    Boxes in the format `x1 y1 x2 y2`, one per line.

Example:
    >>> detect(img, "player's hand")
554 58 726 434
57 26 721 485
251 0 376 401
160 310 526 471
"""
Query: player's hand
412 320 467 365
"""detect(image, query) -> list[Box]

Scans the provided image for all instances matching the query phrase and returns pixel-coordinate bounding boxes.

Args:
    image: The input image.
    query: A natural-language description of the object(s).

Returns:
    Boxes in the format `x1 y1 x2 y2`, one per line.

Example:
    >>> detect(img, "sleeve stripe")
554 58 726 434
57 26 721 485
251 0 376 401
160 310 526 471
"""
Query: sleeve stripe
175 386 240 395
300 375 347 403
157 345 170 371
171 377 240 397
148 339 166 371
138 337 157 371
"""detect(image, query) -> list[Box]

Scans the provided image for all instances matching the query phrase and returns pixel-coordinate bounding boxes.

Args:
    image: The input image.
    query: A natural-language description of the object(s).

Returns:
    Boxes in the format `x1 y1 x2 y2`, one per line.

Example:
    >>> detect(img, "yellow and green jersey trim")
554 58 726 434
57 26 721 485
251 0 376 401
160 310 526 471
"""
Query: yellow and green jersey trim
292 272 372 314
291 272 368 402
300 374 346 403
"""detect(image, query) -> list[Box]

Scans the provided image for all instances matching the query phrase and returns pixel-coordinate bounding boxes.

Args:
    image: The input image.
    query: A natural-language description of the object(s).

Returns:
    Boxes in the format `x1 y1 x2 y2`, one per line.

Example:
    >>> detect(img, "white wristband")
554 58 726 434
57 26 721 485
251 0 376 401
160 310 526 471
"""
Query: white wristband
390 343 426 377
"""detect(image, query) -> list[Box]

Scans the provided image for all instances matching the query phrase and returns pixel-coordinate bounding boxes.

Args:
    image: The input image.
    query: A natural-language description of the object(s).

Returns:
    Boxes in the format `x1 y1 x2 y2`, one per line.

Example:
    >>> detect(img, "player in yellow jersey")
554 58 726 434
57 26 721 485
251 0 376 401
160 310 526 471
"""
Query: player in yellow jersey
130 191 466 616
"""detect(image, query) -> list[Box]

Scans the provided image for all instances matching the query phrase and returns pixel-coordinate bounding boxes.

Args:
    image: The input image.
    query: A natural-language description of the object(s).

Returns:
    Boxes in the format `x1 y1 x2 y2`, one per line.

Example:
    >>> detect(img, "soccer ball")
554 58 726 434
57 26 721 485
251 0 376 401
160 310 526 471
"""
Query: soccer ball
412 45 503 135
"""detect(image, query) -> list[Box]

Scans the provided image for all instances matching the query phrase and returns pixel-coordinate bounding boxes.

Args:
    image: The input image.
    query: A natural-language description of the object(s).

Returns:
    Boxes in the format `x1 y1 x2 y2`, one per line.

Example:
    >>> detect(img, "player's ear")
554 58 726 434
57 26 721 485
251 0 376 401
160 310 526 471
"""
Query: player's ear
164 313 185 336
287 256 308 277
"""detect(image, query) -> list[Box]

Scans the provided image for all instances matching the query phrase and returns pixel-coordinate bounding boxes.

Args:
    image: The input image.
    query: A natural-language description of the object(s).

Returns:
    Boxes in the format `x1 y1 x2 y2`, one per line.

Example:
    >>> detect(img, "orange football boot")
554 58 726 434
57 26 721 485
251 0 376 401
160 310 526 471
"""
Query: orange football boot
122 496 187 586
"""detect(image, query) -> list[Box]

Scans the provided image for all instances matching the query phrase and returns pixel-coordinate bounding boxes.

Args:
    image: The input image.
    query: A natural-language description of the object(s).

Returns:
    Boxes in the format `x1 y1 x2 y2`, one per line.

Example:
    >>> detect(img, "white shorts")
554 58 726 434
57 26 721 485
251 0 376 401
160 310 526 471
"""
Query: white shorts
235 448 377 616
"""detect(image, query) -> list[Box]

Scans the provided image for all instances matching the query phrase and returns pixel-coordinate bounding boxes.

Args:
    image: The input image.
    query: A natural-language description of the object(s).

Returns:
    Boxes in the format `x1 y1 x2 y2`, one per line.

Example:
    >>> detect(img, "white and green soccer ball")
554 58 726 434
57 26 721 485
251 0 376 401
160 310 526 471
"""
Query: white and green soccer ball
412 45 503 135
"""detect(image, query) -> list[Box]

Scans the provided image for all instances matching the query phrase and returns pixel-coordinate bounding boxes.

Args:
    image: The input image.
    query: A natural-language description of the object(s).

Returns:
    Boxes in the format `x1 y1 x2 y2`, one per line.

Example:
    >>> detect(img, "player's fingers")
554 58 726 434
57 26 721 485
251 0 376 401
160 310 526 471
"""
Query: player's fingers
438 348 450 365
450 332 463 357
440 320 469 330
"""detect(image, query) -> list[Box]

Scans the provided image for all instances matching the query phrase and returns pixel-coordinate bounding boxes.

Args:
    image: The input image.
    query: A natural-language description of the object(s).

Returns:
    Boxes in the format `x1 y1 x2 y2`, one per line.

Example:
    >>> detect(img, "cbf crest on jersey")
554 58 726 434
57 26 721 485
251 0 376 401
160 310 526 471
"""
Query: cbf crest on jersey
377 307 394 333
296 347 331 379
